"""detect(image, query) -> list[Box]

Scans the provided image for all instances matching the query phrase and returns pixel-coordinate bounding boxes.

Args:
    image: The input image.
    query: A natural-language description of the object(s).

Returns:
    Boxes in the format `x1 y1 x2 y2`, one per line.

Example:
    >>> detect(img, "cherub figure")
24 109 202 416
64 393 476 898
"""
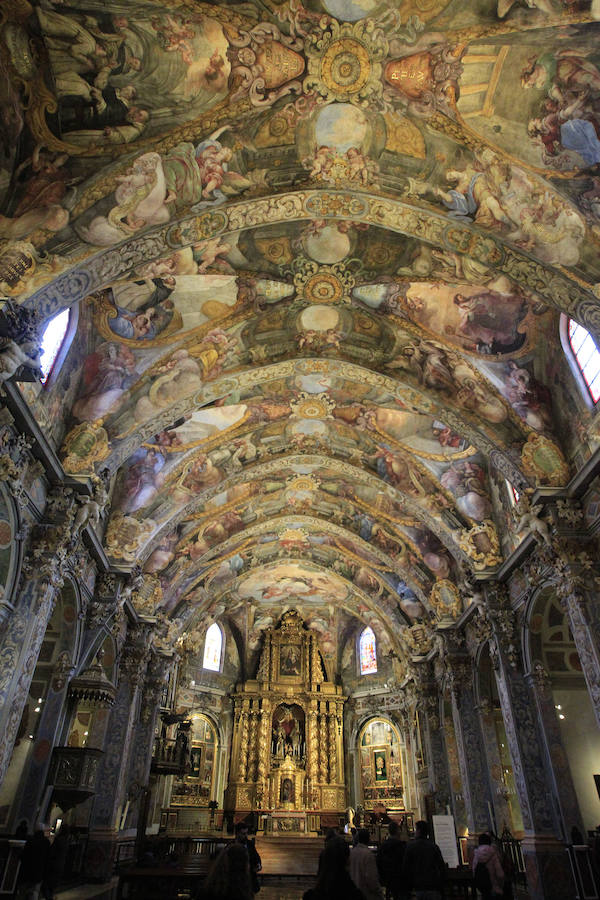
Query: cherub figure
72 476 109 538
515 496 552 545
0 339 41 385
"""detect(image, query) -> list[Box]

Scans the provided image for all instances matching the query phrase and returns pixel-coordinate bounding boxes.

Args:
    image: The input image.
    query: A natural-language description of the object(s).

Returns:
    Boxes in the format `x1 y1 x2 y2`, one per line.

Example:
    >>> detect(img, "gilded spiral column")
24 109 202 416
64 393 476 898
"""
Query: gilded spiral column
318 706 327 783
257 700 271 788
328 712 337 784
247 708 258 782
308 706 319 784
237 703 250 781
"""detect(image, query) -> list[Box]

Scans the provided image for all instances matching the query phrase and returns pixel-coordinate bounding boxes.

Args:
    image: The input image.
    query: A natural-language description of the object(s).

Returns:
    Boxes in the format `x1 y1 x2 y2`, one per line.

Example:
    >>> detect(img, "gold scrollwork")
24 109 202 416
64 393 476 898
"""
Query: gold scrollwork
429 579 461 621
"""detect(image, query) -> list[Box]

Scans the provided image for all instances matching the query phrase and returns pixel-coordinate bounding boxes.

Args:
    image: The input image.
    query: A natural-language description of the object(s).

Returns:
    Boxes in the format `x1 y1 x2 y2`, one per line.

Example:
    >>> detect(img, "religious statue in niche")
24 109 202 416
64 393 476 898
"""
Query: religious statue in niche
374 750 388 782
281 777 294 803
280 643 301 675
271 704 305 759
190 748 201 777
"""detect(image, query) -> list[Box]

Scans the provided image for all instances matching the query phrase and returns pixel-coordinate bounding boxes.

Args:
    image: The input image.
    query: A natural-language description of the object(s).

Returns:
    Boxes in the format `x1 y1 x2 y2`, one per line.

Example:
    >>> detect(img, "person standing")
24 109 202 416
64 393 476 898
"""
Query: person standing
304 837 366 900
349 828 384 900
402 820 445 900
472 833 505 900
235 822 262 895
17 828 50 900
377 821 407 900
197 843 254 900
42 823 70 900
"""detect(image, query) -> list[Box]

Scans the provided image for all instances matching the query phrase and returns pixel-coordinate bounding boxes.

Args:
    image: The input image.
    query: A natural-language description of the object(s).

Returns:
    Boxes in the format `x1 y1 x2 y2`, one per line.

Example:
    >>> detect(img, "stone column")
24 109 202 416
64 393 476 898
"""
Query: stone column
125 652 173 831
0 488 79 785
555 570 600 727
85 624 152 880
417 686 452 816
13 652 75 827
485 584 574 900
525 663 584 838
475 698 513 835
445 647 494 836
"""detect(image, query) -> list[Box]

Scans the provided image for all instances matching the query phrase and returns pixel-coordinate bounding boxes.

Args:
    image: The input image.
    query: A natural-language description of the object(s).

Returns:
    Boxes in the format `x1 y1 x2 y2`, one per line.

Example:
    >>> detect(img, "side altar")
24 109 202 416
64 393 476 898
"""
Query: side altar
225 611 346 829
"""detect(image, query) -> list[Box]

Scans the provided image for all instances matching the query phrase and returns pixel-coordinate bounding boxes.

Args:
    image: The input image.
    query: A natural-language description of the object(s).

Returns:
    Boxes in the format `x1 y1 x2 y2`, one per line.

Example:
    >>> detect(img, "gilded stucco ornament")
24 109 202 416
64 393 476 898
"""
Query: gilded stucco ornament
403 623 431 657
131 576 164 617
0 242 44 298
0 454 27 508
292 259 356 306
105 515 156 563
153 613 183 653
227 22 305 108
289 393 335 419
555 499 585 529
286 474 321 493
458 521 502 570
520 433 570 487
61 421 110 475
429 579 462 623
304 20 387 107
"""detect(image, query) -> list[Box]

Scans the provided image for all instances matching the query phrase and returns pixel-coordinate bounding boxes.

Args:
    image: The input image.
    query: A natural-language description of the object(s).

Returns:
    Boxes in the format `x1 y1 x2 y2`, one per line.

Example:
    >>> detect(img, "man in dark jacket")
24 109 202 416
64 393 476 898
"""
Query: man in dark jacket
377 821 407 900
18 828 50 899
235 822 262 894
402 820 445 900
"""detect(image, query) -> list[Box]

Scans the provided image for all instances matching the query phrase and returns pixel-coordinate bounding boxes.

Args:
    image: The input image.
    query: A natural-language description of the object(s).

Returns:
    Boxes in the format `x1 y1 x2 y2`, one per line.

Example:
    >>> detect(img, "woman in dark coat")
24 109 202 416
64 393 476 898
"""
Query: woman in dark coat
303 837 366 900
196 843 254 900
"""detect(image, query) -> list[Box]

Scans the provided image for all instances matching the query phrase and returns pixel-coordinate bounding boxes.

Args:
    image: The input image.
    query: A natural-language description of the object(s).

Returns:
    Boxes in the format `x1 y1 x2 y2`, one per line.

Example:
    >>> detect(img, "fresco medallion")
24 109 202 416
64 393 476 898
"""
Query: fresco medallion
303 271 345 304
291 395 335 419
305 20 386 105
321 39 371 96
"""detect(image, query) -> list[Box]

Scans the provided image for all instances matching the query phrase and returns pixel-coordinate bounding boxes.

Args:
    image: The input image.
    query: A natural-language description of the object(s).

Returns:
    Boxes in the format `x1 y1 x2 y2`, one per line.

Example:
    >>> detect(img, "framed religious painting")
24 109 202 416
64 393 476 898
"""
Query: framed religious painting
279 643 302 677
373 749 388 782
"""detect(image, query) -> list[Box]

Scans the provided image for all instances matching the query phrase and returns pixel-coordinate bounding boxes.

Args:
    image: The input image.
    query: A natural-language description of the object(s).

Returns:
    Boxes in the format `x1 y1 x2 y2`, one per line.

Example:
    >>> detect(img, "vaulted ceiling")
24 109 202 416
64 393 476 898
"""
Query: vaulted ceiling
2 0 600 671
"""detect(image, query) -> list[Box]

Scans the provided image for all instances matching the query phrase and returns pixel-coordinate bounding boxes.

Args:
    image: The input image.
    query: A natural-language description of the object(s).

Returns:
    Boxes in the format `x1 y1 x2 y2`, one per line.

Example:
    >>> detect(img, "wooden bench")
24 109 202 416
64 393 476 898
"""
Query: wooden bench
117 857 210 899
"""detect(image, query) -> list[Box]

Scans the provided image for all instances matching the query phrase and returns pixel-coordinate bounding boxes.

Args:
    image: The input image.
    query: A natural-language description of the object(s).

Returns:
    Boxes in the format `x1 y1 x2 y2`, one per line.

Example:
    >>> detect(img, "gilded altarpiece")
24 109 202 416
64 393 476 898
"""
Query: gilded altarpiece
225 612 346 822
359 719 405 809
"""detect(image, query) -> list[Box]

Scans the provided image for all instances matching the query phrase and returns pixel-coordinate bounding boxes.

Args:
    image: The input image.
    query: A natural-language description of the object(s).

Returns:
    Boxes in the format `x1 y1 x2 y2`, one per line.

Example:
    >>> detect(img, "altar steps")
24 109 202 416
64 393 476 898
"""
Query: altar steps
256 836 323 877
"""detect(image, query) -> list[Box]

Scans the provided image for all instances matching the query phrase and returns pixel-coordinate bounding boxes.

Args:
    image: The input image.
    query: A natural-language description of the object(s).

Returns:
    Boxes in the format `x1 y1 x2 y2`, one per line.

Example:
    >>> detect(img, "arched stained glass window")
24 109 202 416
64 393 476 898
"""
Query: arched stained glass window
568 319 600 403
359 626 377 675
203 623 222 672
40 309 70 385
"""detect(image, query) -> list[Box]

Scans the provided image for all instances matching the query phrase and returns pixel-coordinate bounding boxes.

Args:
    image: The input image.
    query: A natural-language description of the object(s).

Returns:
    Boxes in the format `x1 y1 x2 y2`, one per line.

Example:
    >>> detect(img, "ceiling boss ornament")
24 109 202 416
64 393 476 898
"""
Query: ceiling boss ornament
290 393 336 420
304 20 387 107
293 259 355 305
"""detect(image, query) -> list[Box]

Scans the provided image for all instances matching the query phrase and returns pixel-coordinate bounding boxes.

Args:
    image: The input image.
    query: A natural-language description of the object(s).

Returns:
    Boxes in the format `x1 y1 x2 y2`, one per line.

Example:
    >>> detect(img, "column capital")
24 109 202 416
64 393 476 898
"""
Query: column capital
525 662 553 700
0 422 38 510
446 655 474 699
482 583 521 671
118 624 154 687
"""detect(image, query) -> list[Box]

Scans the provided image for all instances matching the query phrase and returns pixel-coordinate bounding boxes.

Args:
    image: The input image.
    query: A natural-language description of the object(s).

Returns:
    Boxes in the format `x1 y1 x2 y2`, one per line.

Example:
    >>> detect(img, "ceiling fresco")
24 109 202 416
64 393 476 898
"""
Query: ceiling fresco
2 0 600 669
